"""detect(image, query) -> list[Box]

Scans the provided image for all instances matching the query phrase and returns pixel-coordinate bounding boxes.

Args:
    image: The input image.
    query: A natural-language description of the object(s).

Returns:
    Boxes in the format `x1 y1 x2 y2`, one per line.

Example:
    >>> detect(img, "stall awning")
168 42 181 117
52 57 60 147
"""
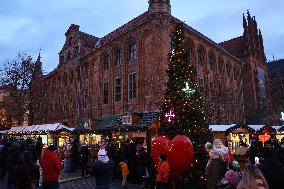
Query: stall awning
7 123 74 134
209 124 236 132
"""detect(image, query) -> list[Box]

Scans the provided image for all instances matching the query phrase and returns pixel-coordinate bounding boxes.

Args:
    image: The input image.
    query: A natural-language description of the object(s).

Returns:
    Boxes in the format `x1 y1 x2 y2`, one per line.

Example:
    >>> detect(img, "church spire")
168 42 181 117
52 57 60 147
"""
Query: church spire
243 13 247 35
34 50 43 76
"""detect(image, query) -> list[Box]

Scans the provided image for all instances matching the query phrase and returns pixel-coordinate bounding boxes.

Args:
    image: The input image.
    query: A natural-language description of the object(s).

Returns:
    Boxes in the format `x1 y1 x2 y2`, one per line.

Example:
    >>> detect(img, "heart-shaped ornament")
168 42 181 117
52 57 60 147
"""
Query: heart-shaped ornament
151 135 194 179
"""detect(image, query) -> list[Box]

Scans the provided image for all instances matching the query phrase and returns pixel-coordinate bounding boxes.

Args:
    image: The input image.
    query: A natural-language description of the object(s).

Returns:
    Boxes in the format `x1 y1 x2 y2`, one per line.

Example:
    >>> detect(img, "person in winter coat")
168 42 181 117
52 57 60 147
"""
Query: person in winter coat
79 143 90 177
24 138 38 163
206 149 227 189
70 142 79 172
6 142 21 189
257 147 284 189
248 139 260 165
237 164 269 189
119 159 129 188
11 151 40 189
90 148 114 189
136 146 147 184
218 169 239 189
40 145 63 189
35 137 43 161
156 154 170 189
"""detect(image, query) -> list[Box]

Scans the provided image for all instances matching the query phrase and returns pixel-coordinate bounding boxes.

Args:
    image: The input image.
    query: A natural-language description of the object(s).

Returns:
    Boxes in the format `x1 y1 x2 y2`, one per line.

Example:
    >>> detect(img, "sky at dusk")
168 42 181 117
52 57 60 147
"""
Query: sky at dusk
0 0 283 74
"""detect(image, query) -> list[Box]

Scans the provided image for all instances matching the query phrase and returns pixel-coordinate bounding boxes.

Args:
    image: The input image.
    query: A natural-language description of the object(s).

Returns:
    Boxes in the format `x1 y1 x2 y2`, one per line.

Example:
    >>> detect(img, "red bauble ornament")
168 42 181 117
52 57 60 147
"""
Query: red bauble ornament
151 135 194 179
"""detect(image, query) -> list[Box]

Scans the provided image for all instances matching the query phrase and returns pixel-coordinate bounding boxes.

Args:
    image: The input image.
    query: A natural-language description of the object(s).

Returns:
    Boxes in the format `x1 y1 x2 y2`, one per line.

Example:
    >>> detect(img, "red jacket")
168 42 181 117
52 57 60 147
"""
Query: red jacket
40 149 63 182
156 161 170 182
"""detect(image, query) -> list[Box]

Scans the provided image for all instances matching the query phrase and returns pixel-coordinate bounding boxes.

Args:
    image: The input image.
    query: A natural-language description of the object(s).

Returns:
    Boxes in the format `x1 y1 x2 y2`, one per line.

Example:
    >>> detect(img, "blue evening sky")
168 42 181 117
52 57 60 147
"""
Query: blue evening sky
0 0 283 74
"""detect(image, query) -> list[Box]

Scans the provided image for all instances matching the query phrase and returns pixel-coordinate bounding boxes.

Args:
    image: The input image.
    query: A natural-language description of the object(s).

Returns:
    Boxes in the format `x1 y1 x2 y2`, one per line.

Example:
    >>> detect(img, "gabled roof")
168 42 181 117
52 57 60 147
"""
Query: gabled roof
96 11 150 48
171 16 244 65
219 36 246 58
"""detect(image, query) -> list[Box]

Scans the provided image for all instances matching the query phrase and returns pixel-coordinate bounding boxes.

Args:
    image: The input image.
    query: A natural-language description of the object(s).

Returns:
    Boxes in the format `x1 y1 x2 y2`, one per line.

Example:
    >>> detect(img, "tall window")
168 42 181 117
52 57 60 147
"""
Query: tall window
103 55 109 71
227 64 231 78
115 49 121 66
114 78 121 102
129 73 136 99
208 53 215 71
69 94 73 111
197 49 204 66
219 59 224 74
198 77 204 95
52 99 55 111
103 82 108 104
63 95 67 112
83 89 88 109
129 42 137 61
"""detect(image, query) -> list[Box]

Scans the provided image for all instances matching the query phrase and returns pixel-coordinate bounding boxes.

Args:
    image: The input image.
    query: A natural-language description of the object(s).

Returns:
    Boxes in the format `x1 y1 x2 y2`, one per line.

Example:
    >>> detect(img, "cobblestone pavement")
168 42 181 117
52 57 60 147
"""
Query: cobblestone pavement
60 177 143 189
0 170 144 189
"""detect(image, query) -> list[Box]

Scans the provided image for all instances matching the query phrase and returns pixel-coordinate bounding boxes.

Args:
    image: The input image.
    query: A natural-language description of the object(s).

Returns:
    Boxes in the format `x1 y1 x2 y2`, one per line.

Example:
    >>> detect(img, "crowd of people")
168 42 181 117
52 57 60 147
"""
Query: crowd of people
1 134 284 189
205 136 284 189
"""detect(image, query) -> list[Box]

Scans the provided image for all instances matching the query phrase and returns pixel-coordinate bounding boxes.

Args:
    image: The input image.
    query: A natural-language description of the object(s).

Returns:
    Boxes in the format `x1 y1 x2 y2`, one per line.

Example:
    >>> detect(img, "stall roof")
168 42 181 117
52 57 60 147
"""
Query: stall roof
7 123 74 133
0 130 8 134
248 125 265 131
209 124 236 132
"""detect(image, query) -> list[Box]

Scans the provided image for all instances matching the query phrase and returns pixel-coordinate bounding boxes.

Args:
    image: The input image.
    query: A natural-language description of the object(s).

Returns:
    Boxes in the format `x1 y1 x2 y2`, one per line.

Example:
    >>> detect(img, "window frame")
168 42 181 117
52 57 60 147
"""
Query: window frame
114 77 121 102
115 49 122 67
128 73 136 100
129 42 137 61
103 55 109 71
103 82 109 104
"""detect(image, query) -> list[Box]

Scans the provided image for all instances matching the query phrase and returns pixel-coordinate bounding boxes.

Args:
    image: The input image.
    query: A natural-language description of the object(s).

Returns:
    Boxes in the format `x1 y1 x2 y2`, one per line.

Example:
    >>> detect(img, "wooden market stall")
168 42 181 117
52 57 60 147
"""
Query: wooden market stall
6 123 74 147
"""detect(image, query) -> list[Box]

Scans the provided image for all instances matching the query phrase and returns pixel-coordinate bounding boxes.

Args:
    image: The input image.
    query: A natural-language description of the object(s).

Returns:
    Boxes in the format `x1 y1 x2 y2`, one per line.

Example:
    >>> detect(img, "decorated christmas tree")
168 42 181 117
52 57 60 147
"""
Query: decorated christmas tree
159 22 212 188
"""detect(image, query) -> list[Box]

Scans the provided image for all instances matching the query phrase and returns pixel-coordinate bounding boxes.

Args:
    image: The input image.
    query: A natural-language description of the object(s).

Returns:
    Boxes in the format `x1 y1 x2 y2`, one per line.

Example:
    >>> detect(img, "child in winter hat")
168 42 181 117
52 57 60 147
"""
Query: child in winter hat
224 169 239 186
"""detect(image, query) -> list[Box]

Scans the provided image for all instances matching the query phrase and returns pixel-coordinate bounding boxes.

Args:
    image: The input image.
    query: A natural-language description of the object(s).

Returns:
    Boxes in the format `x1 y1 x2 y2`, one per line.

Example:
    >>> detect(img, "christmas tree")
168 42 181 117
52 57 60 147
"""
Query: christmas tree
159 22 212 188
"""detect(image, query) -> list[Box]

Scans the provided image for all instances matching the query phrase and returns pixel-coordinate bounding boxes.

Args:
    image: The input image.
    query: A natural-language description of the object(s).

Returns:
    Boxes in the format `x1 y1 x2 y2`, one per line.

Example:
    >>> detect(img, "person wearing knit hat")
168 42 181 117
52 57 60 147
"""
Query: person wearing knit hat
218 169 239 189
206 149 227 189
90 148 114 189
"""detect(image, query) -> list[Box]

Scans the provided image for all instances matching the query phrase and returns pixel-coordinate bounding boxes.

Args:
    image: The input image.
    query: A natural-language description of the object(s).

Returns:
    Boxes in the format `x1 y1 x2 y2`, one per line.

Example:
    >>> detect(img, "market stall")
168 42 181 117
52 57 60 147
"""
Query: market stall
7 123 74 147
225 124 255 151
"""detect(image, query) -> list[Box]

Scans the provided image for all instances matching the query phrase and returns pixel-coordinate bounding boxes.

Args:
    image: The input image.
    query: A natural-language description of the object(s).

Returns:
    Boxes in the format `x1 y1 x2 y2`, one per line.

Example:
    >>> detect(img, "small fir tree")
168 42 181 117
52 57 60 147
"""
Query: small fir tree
159 22 212 188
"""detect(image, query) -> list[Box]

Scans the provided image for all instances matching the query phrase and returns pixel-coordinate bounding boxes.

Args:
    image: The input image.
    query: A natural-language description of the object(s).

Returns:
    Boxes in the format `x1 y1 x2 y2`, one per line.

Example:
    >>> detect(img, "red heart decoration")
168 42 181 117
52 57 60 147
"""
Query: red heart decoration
151 135 194 179
168 135 194 179
151 136 171 166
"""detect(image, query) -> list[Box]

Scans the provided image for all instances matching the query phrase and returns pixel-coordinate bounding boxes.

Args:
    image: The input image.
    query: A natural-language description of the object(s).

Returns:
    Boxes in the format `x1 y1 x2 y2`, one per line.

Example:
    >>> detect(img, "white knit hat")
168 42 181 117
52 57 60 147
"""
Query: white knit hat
98 149 109 163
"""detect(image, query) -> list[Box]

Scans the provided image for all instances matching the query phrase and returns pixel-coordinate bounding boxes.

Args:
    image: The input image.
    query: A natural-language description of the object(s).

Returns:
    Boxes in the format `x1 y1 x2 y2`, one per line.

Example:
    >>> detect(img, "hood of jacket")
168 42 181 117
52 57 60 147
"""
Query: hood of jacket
42 149 56 159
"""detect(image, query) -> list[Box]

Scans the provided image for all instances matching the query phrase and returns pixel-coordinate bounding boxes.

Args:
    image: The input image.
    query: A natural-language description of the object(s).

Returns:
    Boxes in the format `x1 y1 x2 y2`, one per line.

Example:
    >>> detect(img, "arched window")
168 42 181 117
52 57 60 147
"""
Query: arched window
218 58 225 74
197 47 205 66
103 55 109 71
69 71 74 84
115 49 122 66
208 52 216 71
64 73 68 85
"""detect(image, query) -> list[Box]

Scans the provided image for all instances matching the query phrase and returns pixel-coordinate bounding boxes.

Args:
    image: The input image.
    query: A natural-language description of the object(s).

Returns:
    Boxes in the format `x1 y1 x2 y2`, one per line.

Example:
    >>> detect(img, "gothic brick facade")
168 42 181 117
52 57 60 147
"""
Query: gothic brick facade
32 0 271 127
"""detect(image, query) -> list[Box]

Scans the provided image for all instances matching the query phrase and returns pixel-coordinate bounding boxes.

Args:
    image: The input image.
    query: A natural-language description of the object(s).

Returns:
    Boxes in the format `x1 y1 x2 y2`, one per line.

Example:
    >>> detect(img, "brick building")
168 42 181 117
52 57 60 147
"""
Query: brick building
32 0 271 127
268 59 284 121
